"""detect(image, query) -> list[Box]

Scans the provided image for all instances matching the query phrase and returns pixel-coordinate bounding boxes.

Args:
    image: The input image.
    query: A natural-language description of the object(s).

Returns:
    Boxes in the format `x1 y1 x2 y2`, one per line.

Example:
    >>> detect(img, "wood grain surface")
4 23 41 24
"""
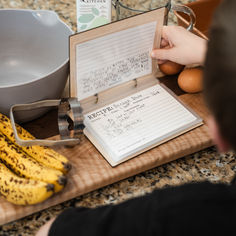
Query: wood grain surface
0 91 212 225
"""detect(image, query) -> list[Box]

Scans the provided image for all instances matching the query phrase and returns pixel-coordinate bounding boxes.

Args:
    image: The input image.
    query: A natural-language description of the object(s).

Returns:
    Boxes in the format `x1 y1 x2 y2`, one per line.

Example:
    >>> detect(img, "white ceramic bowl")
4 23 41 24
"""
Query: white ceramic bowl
0 9 73 122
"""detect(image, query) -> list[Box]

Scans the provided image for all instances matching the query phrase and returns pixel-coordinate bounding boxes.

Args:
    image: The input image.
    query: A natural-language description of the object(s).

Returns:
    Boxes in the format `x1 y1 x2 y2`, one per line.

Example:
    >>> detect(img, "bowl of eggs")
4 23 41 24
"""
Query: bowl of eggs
0 9 73 122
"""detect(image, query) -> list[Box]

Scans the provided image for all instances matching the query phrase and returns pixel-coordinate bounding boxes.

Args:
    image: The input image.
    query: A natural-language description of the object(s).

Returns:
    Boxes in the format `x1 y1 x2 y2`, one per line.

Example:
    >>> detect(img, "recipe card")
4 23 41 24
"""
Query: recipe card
84 84 203 166
75 21 157 100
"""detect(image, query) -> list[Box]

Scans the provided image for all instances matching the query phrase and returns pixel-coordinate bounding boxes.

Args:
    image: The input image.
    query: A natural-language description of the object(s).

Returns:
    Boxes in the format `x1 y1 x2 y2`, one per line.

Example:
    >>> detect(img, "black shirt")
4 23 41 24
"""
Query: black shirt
49 181 236 236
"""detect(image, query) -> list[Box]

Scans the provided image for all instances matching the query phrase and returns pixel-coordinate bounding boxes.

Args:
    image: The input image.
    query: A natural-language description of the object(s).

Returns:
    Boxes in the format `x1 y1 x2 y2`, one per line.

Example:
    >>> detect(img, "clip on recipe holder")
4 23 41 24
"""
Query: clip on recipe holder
9 1 196 147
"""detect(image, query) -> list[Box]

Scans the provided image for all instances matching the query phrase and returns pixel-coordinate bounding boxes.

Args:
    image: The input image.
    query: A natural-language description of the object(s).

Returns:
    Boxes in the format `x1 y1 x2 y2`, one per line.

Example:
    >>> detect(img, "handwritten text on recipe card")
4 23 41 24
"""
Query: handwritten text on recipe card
84 84 197 159
76 21 157 100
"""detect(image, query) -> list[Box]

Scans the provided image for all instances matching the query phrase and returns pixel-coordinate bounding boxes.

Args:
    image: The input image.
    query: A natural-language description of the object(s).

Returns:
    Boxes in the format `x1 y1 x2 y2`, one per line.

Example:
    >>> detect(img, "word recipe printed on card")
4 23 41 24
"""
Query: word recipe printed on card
84 84 202 165
75 21 157 100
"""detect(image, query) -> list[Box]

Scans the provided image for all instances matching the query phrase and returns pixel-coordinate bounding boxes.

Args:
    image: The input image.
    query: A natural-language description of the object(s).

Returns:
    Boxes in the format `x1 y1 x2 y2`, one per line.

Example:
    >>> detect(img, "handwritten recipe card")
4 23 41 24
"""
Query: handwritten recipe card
84 84 202 166
75 21 157 100
70 8 203 166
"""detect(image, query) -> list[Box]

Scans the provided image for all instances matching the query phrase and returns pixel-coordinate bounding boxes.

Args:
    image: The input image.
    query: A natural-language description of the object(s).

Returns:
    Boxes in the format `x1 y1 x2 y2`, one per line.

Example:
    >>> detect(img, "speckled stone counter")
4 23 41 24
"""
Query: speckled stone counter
1 0 236 235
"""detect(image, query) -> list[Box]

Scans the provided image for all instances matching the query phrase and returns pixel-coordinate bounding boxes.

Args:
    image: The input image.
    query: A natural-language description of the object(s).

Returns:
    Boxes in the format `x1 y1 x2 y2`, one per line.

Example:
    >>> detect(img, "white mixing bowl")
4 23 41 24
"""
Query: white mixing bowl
0 9 73 122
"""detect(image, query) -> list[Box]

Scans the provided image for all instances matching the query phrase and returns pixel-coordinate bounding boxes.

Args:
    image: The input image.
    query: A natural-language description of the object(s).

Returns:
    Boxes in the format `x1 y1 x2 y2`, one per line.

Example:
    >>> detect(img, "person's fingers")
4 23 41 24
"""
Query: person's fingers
161 25 169 39
160 38 169 48
161 26 174 46
151 48 172 61
161 25 186 47
157 59 167 64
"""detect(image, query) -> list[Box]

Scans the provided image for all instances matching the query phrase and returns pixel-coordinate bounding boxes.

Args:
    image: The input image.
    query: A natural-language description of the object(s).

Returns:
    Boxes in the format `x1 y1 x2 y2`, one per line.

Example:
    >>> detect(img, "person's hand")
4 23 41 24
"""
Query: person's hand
151 25 208 65
35 217 56 236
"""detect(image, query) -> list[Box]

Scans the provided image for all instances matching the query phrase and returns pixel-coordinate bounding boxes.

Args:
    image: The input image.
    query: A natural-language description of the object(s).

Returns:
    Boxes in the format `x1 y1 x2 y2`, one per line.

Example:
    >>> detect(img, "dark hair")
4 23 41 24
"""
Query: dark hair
204 0 236 149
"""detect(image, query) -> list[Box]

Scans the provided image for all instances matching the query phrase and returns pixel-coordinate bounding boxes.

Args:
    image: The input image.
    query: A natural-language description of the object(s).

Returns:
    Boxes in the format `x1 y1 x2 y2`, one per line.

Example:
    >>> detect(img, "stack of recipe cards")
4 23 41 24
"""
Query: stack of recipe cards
69 7 203 166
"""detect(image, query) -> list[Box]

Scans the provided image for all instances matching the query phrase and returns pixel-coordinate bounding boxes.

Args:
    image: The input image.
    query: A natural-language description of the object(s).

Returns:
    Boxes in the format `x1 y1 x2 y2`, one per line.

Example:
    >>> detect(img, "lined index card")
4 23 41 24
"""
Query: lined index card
84 84 200 162
76 21 157 100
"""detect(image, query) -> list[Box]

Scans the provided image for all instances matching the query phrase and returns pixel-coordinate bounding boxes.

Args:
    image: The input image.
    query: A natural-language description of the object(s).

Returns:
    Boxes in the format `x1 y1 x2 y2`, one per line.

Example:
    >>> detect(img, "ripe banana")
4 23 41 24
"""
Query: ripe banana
0 132 66 193
0 113 71 174
0 162 54 205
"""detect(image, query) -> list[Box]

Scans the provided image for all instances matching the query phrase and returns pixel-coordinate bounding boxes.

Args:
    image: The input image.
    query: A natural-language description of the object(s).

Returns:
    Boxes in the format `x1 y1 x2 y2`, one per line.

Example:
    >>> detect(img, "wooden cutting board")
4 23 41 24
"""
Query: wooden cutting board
0 92 213 225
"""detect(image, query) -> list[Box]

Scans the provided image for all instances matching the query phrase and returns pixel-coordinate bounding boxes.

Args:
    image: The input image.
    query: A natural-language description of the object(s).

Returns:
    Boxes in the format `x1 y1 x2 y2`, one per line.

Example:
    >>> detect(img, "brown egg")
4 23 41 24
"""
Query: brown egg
158 61 184 75
177 68 203 93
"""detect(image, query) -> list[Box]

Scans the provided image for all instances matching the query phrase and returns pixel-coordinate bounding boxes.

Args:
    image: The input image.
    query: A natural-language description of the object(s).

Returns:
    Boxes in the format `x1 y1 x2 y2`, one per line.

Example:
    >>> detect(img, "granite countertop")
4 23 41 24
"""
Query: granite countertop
1 0 236 235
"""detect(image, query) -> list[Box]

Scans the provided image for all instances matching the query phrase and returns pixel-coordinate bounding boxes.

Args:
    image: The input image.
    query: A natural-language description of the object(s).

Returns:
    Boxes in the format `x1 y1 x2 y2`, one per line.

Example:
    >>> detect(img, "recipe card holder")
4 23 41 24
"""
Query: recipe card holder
69 6 200 166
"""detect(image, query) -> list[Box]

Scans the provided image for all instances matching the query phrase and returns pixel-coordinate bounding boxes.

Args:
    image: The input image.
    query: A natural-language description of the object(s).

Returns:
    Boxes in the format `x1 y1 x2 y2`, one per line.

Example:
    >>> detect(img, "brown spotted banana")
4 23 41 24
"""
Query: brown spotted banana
0 132 66 193
0 113 71 174
0 162 54 205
